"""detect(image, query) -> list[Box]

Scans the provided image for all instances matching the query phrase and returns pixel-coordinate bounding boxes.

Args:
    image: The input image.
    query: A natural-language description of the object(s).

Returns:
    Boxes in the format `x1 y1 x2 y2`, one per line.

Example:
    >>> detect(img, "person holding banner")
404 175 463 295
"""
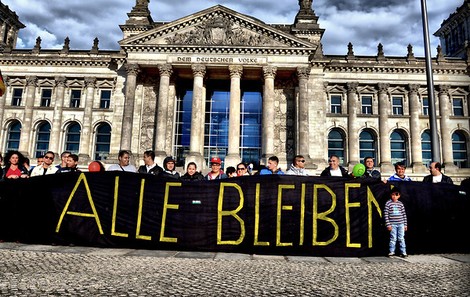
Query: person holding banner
30 151 58 177
286 155 309 176
387 162 411 182
107 150 137 172
2 151 29 179
320 155 348 177
181 162 205 181
259 156 285 175
138 150 163 176
160 156 180 179
206 157 228 180
422 162 453 184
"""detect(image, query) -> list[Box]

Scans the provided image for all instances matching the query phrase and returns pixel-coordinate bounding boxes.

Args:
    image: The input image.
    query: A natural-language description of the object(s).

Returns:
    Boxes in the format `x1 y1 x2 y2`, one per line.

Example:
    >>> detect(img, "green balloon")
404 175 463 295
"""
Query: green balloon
353 163 366 177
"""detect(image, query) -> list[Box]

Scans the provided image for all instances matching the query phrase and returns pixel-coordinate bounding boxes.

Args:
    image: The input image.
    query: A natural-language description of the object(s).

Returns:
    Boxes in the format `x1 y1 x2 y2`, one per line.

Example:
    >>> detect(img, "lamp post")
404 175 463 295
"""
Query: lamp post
420 0 441 163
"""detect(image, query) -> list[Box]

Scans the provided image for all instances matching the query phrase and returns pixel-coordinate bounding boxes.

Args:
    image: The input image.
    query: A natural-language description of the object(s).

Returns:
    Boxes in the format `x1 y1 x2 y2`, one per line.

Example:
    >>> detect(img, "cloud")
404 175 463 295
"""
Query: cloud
3 0 465 56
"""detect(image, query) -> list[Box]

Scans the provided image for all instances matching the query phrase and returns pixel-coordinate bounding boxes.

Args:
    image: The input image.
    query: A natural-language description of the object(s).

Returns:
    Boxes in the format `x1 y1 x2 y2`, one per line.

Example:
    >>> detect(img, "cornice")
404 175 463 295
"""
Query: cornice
0 51 125 67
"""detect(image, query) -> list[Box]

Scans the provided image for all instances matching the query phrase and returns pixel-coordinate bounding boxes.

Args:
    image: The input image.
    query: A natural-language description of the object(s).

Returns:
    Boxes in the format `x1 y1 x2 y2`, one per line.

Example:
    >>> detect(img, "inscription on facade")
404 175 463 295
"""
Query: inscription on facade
171 56 266 65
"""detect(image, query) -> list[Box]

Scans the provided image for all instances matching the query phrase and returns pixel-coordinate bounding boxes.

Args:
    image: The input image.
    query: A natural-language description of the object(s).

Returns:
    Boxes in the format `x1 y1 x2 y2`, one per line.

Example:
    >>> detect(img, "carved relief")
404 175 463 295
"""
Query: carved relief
140 84 158 152
165 16 283 47
273 82 295 157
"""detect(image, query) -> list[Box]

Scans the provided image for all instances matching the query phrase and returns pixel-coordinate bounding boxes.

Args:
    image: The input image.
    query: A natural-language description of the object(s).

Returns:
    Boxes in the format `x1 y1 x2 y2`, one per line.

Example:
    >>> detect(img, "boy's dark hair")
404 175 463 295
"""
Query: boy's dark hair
390 187 401 195
144 150 155 160
268 156 279 164
68 154 79 162
394 162 406 169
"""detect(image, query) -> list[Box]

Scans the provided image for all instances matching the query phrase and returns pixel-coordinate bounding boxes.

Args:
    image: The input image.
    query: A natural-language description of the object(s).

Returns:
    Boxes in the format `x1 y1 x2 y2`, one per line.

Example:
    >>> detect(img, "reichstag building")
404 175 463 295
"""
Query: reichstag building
0 0 469 180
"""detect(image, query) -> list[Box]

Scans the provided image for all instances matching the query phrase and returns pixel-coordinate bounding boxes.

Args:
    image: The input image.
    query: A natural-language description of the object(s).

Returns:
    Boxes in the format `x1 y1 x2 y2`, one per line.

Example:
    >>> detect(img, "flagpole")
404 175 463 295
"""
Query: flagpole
420 0 441 163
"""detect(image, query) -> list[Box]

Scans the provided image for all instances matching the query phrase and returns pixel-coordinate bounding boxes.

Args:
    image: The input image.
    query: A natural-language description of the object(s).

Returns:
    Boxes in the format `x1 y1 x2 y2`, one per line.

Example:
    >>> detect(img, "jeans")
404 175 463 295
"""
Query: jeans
389 224 406 255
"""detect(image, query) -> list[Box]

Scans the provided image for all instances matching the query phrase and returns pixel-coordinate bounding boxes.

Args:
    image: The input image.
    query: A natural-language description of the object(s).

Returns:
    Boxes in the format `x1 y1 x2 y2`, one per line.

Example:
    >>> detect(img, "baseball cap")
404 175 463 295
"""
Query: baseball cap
210 156 222 164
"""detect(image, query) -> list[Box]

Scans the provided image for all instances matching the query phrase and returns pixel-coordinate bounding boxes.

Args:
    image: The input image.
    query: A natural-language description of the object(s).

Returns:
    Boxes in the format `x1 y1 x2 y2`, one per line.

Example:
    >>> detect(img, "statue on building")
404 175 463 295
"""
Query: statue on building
299 0 313 10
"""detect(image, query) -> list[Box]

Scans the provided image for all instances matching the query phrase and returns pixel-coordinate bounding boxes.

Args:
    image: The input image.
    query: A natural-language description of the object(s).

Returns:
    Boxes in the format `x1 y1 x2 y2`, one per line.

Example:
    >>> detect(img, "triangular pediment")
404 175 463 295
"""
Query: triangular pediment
120 5 316 53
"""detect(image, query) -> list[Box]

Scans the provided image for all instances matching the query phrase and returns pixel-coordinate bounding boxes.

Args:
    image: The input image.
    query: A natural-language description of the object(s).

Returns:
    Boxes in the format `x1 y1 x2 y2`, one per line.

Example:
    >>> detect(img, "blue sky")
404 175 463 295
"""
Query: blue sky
2 0 464 56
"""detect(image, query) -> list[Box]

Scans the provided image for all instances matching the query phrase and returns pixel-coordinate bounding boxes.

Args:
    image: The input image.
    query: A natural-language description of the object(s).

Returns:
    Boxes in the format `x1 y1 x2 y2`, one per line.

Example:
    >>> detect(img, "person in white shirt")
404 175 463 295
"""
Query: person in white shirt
137 150 163 176
30 151 58 176
422 162 453 184
107 150 137 172
320 155 348 177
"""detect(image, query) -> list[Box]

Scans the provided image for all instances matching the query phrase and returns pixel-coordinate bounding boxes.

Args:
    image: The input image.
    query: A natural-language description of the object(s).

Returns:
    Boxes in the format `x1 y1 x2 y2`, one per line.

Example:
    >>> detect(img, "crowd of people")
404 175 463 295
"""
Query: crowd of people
0 149 461 185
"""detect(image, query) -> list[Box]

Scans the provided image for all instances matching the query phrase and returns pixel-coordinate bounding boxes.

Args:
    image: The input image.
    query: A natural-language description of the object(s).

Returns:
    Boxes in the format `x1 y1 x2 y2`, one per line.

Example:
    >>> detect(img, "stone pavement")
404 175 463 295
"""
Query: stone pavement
0 242 469 296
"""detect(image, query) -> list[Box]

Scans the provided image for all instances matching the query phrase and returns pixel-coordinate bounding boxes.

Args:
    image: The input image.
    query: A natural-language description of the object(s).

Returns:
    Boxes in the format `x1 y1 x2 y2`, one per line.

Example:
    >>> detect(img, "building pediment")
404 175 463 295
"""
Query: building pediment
119 5 316 54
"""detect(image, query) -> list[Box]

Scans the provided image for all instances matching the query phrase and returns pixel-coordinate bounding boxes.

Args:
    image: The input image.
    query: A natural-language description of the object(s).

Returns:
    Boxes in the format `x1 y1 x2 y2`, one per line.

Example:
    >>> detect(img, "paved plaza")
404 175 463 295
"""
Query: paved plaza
0 242 469 296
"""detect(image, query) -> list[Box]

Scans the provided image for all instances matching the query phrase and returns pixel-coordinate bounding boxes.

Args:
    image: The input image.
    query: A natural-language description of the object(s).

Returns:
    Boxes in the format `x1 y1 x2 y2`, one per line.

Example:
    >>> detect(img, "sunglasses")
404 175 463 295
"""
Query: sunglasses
299 160 305 163
44 156 54 160
237 167 246 170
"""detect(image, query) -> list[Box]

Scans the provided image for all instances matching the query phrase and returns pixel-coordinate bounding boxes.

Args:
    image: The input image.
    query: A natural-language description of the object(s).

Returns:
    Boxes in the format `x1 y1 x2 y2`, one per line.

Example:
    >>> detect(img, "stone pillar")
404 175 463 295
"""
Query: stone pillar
120 64 140 152
224 65 243 169
49 77 66 155
378 83 393 172
155 63 173 159
78 77 96 161
261 65 277 163
297 66 310 161
185 64 206 169
347 82 359 166
19 76 37 156
0 75 6 140
408 84 426 172
438 85 457 170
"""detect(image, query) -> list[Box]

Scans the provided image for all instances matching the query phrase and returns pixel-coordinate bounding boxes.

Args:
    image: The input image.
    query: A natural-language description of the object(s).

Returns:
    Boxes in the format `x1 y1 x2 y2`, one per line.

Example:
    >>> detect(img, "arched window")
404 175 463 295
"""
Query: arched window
65 122 81 154
94 123 111 160
359 129 377 162
390 130 408 165
421 130 432 166
452 131 468 168
328 128 345 165
6 121 21 152
35 122 51 158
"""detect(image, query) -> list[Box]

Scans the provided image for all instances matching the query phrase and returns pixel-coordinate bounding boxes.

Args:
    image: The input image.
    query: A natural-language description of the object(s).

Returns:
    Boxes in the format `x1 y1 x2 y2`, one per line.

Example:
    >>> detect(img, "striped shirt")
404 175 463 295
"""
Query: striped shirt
384 200 407 227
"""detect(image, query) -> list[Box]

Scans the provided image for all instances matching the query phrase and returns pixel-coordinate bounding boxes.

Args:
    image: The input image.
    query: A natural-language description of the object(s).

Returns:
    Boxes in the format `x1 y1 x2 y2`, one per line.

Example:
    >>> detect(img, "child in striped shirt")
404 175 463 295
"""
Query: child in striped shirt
384 187 408 258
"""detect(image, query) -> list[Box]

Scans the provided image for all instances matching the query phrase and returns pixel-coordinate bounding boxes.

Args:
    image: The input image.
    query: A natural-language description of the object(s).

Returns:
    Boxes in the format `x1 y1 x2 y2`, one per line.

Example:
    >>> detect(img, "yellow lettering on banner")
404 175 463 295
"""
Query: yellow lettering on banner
299 183 306 246
276 184 295 247
111 176 128 238
136 179 151 240
254 183 269 246
367 186 382 248
345 183 361 248
312 184 338 246
217 182 245 245
160 182 181 243
55 173 103 234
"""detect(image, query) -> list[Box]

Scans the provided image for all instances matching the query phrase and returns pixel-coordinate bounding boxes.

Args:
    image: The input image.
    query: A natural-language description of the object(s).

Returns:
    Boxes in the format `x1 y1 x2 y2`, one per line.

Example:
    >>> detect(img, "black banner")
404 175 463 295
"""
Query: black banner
0 172 468 256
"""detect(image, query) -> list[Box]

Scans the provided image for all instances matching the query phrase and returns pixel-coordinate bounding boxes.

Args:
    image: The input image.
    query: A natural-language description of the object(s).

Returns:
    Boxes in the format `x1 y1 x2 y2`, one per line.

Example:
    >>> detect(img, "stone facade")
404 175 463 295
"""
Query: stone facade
0 0 469 182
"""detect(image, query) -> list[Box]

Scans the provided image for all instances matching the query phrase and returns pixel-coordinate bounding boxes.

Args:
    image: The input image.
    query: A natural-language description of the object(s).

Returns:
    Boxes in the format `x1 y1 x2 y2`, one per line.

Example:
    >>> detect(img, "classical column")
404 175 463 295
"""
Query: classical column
155 63 173 159
378 83 393 172
438 85 456 170
225 65 243 168
78 77 96 161
262 65 277 162
0 75 6 140
408 84 426 172
185 64 206 169
297 66 310 160
19 76 37 156
120 64 140 152
49 77 66 155
347 82 359 166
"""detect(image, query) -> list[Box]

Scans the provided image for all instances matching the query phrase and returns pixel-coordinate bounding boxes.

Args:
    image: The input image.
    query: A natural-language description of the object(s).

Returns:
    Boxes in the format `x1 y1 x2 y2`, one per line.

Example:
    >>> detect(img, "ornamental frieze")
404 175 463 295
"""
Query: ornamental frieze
164 16 284 47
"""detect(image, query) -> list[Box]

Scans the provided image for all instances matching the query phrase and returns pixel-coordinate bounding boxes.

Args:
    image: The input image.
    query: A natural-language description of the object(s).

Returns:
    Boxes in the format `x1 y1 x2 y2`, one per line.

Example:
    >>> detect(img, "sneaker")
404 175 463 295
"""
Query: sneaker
388 253 395 257
400 254 408 258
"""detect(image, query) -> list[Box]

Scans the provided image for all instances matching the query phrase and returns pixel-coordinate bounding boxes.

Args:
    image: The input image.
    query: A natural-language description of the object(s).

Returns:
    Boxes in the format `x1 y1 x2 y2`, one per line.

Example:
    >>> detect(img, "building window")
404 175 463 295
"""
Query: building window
94 123 111 160
70 89 81 108
392 96 403 115
40 89 52 107
452 131 468 168
361 95 373 114
174 89 192 164
390 130 408 165
11 88 23 106
330 95 342 114
328 128 345 165
204 88 230 166
421 130 431 166
6 121 21 152
452 98 464 116
359 129 377 162
65 122 81 154
35 122 51 158
99 90 111 109
240 90 262 167
422 97 429 116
